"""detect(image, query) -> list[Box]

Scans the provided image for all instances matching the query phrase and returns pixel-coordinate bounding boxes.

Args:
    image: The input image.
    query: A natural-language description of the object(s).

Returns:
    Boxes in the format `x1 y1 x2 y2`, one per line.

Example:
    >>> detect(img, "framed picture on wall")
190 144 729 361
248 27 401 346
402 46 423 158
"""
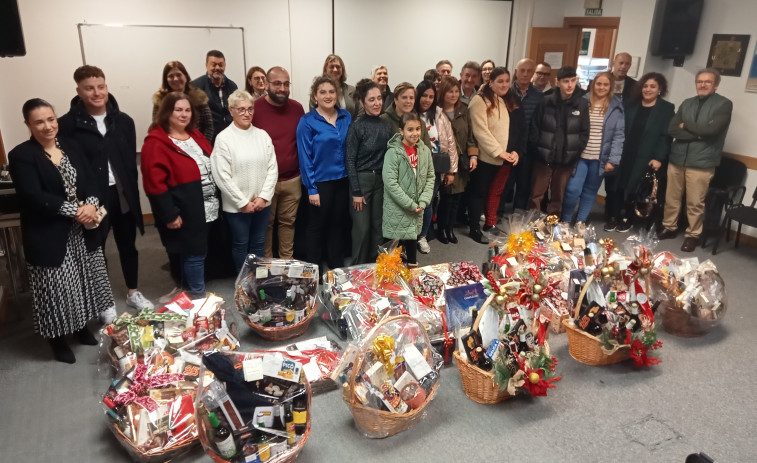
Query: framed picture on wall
706 34 750 77
747 40 757 93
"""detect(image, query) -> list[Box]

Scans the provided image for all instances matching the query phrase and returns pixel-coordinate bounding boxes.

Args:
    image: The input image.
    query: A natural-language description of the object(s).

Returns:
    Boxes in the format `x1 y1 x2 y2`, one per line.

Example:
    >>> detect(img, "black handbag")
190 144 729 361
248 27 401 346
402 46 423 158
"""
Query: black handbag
432 151 451 175
633 168 659 218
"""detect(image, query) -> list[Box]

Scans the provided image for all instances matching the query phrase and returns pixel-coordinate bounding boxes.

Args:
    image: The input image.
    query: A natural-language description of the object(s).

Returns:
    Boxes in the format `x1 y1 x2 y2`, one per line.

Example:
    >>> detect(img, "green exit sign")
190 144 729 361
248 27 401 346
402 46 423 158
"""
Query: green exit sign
585 8 603 16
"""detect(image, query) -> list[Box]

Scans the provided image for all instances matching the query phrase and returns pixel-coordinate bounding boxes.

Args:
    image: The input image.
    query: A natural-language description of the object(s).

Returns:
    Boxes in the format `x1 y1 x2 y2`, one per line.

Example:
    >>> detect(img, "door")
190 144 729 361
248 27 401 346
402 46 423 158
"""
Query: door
527 27 582 84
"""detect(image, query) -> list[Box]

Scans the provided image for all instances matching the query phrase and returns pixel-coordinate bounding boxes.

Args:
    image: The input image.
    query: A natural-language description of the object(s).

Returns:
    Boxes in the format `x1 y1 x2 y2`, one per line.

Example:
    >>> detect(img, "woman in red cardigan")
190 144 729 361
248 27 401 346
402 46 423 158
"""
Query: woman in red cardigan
141 92 219 292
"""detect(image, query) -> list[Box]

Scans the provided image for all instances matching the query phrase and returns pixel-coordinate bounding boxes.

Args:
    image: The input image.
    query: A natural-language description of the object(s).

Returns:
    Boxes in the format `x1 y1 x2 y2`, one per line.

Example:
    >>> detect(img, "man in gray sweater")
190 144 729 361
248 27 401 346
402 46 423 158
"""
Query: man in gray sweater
658 68 732 252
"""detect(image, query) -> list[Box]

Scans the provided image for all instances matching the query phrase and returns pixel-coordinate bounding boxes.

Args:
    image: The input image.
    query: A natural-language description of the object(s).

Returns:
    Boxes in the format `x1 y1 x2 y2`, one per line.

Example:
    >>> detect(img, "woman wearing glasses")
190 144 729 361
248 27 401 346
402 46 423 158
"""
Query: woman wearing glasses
212 90 278 272
245 66 267 101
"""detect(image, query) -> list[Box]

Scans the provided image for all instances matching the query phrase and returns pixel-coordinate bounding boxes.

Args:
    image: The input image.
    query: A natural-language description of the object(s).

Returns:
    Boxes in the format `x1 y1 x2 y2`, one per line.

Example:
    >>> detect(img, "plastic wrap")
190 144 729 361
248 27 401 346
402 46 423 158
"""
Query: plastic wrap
234 255 319 338
97 292 241 462
652 253 727 336
337 315 443 438
195 350 311 462
274 336 344 394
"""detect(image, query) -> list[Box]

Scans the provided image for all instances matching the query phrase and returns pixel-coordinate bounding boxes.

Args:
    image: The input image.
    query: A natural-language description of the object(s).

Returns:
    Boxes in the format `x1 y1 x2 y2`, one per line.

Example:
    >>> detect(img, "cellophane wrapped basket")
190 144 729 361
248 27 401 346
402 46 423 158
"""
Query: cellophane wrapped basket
195 350 312 463
97 292 241 462
335 314 443 438
651 253 727 337
235 255 319 341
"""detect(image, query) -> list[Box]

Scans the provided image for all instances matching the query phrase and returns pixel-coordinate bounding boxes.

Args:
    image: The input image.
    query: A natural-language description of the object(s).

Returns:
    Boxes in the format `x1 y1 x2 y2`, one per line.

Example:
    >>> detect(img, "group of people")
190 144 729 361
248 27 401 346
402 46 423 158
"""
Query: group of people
8 50 733 363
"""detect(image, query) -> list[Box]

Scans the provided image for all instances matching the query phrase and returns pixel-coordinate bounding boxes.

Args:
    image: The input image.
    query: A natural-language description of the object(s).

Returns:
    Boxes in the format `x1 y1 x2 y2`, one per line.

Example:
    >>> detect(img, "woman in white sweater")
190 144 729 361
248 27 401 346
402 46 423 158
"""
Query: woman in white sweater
211 90 278 272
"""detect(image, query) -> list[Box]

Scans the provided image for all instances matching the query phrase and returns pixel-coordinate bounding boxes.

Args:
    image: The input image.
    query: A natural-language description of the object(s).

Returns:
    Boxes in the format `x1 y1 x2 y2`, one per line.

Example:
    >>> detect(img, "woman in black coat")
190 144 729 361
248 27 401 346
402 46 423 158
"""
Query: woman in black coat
8 98 114 364
604 72 675 232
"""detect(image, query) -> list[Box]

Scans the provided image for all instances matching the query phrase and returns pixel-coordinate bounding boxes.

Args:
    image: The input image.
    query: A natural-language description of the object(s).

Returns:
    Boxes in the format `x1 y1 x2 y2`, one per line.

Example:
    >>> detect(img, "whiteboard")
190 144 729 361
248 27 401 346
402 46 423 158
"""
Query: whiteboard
78 24 246 150
334 0 512 88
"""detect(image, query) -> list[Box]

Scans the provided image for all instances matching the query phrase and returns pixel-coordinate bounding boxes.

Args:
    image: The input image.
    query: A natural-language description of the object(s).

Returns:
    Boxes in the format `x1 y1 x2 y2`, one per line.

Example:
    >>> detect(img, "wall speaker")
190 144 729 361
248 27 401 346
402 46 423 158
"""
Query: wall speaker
0 0 26 57
650 0 704 56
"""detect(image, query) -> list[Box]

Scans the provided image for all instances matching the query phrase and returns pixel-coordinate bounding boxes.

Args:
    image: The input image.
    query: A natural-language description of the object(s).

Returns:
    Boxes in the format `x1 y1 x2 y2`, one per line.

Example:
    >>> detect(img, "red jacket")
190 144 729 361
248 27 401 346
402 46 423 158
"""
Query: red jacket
141 126 212 254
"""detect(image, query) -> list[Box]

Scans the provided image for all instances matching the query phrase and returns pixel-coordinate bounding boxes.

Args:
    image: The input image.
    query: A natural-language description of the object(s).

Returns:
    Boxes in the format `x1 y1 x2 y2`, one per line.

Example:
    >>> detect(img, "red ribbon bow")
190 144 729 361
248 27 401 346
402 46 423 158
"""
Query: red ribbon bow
114 364 184 412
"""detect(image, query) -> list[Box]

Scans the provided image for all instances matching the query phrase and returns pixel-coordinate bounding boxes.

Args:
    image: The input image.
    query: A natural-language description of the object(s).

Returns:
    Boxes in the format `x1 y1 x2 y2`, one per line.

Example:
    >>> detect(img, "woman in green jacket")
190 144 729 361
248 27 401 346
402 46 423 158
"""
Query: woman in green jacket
604 72 674 232
382 113 435 266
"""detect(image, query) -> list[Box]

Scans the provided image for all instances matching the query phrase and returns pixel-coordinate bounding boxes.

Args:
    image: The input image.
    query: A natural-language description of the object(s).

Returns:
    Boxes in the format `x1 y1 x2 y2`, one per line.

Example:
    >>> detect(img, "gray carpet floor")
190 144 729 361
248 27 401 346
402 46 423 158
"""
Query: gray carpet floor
1 208 755 463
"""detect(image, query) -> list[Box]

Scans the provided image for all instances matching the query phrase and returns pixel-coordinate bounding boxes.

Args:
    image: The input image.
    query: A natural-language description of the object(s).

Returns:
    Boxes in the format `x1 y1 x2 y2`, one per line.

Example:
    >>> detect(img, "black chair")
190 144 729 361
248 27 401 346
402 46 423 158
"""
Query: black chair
685 452 714 463
700 157 747 249
712 184 757 254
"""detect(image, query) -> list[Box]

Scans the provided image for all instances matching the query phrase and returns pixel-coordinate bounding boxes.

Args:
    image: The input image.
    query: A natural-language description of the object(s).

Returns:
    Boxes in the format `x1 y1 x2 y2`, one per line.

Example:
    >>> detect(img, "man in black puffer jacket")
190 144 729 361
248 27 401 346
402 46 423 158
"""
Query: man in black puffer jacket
58 65 152 319
527 66 590 217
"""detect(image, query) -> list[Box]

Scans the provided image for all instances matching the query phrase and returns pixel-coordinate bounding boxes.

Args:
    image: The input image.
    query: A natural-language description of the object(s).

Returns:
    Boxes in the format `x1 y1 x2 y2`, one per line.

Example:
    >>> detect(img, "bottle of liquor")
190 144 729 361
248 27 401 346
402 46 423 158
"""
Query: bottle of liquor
258 290 272 325
208 412 237 459
293 395 307 439
293 288 305 324
475 347 493 371
285 403 295 445
285 287 295 325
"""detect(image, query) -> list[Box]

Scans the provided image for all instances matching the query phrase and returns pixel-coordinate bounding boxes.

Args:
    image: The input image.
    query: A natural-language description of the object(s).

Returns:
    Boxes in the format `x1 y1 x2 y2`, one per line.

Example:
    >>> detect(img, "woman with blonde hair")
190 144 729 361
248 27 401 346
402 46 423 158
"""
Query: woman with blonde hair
315 54 358 118
561 71 625 224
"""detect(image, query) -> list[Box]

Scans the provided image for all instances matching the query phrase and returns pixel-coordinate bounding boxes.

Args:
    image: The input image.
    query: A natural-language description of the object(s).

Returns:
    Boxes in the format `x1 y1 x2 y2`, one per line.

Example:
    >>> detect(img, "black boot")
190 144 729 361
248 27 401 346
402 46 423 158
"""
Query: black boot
48 337 76 364
469 227 488 244
437 225 449 244
76 328 98 346
447 227 458 244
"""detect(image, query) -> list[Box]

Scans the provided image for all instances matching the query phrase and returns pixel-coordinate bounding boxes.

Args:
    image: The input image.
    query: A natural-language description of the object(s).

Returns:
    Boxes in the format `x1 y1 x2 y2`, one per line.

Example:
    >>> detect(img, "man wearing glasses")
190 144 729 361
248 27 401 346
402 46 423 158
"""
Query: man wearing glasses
658 68 733 252
252 67 305 259
531 63 552 92
191 50 238 143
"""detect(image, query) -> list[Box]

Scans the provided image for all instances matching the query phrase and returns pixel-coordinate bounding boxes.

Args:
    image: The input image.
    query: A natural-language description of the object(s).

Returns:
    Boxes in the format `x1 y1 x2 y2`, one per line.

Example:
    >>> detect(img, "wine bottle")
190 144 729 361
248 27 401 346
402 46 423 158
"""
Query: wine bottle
258 290 272 325
293 395 307 438
285 287 295 325
475 347 493 371
285 403 295 445
208 412 237 459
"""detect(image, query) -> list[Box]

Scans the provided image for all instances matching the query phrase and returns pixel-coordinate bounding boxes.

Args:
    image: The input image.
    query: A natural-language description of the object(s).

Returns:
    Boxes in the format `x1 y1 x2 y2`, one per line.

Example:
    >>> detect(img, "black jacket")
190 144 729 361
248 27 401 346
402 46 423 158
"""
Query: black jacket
529 90 590 167
8 137 102 267
57 94 144 241
190 74 238 142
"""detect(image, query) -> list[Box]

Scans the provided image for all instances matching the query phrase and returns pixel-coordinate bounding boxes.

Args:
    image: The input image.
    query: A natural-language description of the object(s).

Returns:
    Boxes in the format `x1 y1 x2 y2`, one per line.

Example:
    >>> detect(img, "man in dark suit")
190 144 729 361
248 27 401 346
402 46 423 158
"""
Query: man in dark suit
191 50 238 143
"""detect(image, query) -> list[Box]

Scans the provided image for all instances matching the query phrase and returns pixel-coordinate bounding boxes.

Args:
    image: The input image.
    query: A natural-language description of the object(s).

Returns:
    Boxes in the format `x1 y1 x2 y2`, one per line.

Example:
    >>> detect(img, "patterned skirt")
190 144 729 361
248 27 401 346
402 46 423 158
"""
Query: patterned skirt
27 223 114 339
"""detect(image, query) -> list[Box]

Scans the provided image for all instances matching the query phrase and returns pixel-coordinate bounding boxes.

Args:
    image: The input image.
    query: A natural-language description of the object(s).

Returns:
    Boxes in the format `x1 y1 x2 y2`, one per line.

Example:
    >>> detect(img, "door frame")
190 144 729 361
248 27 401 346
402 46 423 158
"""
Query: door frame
563 17 621 61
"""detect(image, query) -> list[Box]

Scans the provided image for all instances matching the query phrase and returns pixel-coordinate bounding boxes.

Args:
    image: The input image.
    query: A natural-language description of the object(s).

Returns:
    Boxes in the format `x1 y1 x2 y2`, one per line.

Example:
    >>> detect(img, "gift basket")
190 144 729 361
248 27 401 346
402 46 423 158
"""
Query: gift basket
335 314 443 438
235 255 319 341
562 232 663 367
195 350 312 463
319 246 453 364
652 253 727 337
455 272 560 404
98 292 241 462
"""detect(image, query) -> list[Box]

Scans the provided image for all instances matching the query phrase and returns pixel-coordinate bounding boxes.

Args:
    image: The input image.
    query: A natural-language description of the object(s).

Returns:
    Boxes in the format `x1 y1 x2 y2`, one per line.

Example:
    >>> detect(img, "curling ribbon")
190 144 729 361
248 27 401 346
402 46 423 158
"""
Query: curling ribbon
114 364 184 412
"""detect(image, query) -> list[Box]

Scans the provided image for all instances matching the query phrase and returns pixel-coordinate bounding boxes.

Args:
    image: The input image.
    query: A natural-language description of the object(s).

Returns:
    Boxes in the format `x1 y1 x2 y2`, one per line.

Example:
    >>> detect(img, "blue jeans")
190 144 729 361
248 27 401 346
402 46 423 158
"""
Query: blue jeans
421 177 440 238
183 253 206 291
562 158 604 223
225 207 270 273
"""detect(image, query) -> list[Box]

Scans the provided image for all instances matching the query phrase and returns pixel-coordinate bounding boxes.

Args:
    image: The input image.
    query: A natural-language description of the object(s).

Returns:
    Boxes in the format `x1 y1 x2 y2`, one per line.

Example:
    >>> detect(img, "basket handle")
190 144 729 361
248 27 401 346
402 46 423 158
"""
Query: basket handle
573 274 594 319
472 293 495 332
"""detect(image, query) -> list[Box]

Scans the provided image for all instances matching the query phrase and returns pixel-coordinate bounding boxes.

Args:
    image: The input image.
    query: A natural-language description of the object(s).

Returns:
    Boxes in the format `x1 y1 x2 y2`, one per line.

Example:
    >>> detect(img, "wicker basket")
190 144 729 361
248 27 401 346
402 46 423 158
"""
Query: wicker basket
235 286 317 341
563 274 631 366
198 368 313 463
454 351 511 404
111 420 197 463
342 315 439 438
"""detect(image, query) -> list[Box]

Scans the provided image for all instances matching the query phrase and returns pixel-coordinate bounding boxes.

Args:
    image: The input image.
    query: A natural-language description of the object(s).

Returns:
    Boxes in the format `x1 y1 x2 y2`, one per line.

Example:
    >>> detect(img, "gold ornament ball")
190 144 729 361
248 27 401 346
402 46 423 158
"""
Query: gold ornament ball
603 275 612 283
531 293 541 302
601 266 610 276
533 284 543 293
599 239 605 246
499 286 508 296
496 295 506 305
640 267 650 276
529 372 541 384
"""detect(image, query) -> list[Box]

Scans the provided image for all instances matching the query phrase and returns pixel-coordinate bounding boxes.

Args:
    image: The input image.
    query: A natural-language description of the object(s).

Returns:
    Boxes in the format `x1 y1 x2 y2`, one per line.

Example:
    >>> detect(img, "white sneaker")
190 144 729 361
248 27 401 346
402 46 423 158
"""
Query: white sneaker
100 305 117 324
158 286 181 305
417 237 431 254
126 291 154 310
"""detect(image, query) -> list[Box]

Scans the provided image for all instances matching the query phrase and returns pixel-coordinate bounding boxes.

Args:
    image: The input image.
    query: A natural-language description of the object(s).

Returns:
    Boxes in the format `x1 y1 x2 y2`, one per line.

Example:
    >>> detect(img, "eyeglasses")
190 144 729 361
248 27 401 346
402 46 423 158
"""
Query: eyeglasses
271 81 291 88
233 107 254 114
535 72 551 76
696 80 714 86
